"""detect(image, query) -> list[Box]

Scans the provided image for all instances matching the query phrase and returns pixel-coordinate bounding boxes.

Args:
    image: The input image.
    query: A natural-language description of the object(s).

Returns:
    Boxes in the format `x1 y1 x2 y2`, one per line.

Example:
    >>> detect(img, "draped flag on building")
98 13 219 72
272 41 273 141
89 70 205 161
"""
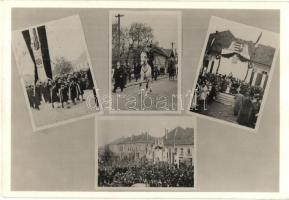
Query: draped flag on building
221 41 250 61
22 25 53 83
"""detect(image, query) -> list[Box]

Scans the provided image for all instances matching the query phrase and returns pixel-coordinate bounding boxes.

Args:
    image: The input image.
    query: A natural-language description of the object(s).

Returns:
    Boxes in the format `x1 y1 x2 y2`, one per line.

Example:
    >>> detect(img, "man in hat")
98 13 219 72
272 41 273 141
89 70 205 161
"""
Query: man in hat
51 79 60 108
168 52 176 80
112 61 125 93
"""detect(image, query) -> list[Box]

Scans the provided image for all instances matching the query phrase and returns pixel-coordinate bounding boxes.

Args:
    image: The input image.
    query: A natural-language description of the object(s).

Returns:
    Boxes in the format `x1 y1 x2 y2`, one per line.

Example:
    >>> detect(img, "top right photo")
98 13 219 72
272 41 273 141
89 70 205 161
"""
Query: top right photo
189 16 279 130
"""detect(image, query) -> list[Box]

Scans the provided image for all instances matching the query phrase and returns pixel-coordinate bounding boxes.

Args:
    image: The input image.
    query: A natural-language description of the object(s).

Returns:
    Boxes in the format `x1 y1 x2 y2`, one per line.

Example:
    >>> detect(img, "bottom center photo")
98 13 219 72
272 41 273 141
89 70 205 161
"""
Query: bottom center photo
95 116 196 190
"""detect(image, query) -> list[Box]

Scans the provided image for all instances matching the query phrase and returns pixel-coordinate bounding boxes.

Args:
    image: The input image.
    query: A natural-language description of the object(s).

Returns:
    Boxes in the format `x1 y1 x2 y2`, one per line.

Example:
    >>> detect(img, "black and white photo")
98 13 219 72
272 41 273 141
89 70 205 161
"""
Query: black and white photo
96 117 195 189
109 11 181 112
12 15 102 131
189 16 279 130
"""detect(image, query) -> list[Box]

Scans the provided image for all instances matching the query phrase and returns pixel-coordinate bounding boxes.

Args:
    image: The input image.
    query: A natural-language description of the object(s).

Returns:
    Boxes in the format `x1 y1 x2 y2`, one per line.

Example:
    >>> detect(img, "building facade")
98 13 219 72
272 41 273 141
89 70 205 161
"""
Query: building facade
107 127 194 168
202 30 275 89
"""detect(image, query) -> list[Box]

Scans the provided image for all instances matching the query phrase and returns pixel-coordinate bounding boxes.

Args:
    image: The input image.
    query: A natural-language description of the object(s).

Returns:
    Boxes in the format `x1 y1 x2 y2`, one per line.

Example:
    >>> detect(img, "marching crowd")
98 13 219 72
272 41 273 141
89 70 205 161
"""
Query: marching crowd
98 160 194 187
26 70 98 110
191 72 263 128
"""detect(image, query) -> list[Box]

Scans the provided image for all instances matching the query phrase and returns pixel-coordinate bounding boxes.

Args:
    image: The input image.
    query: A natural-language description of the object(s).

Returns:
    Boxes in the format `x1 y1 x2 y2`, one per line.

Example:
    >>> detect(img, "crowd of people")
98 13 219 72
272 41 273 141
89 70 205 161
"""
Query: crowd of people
25 70 98 110
98 159 194 187
191 72 264 128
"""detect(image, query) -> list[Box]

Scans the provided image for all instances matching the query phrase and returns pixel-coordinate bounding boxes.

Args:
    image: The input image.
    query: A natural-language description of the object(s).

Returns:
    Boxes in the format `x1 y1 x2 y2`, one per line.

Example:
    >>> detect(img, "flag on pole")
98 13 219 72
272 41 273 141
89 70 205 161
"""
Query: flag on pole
173 128 178 149
29 27 47 81
210 37 215 47
254 32 262 48
22 25 52 83
22 30 38 84
37 26 53 79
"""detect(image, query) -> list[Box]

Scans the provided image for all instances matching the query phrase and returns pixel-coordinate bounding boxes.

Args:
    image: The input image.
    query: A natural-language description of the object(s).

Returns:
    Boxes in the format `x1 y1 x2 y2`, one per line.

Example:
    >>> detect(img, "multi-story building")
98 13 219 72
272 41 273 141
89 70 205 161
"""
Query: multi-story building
163 127 194 168
106 127 194 168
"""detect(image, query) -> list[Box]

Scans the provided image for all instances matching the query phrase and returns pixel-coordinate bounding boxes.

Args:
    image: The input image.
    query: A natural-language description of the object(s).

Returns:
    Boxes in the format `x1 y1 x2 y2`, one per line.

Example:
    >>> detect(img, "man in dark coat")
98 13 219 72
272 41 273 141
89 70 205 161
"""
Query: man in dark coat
69 78 79 105
134 62 141 82
126 63 132 83
237 92 254 126
59 81 69 108
73 73 84 101
249 96 261 128
51 80 60 108
113 61 125 93
32 81 42 110
168 51 176 80
147 44 155 79
234 91 244 116
43 80 52 103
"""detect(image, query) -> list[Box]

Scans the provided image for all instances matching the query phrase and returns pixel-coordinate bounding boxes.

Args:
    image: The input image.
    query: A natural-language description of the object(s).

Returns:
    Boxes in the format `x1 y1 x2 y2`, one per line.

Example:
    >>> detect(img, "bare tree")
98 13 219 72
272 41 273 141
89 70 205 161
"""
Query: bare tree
129 22 153 50
53 57 73 76
112 21 154 67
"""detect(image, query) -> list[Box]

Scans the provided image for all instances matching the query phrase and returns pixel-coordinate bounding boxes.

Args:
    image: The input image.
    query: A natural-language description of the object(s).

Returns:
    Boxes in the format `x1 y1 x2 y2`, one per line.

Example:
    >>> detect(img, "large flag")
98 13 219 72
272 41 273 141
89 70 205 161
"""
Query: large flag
22 30 38 84
22 25 52 83
37 26 53 79
221 41 250 61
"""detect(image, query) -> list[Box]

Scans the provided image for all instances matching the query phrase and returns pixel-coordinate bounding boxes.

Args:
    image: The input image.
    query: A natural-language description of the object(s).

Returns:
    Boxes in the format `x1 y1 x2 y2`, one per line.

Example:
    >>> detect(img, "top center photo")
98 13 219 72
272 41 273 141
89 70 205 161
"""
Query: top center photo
109 11 182 113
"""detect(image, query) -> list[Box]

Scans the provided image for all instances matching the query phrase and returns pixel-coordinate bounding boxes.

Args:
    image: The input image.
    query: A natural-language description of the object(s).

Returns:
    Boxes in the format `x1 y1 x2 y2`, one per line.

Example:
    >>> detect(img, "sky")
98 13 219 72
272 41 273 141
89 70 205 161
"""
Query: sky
13 15 88 77
97 117 195 146
208 16 279 48
111 11 180 49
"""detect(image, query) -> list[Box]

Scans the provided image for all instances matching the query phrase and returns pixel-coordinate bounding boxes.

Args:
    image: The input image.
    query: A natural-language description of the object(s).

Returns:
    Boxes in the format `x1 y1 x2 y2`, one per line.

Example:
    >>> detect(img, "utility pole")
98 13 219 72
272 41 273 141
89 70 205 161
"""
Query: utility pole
115 14 124 62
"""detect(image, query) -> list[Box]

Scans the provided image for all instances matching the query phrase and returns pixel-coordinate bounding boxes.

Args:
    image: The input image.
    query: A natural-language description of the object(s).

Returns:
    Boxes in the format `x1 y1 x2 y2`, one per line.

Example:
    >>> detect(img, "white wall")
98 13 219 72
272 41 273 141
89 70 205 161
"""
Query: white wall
218 56 248 80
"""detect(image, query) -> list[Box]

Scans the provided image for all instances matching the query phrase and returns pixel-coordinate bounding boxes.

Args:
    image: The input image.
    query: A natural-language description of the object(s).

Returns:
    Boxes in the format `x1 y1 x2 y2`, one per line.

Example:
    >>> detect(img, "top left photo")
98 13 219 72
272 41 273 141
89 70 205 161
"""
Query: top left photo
12 15 102 131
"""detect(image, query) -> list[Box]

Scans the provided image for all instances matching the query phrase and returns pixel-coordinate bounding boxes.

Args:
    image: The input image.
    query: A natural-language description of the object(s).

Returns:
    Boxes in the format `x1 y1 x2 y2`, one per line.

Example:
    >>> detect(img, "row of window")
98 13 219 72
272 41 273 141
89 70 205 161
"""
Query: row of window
118 145 192 156
171 147 192 156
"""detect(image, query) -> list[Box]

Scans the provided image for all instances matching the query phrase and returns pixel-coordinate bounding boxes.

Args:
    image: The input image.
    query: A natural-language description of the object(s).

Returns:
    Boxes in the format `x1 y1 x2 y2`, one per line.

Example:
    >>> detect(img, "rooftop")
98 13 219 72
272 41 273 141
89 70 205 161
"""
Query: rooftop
164 127 194 146
109 127 194 146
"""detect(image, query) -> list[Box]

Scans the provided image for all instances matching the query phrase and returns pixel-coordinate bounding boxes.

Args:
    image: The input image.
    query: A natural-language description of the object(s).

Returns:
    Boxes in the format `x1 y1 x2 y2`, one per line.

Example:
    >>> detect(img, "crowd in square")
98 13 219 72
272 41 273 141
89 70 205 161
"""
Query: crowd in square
191 72 264 128
98 158 193 187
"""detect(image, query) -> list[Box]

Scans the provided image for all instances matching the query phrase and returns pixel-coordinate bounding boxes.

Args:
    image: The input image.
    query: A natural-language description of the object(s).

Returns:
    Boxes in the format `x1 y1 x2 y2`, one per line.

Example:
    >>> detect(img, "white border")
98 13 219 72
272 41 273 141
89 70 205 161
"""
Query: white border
1 1 288 199
11 14 104 132
186 16 280 133
0 0 6 195
94 116 197 192
108 10 182 114
279 5 289 193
